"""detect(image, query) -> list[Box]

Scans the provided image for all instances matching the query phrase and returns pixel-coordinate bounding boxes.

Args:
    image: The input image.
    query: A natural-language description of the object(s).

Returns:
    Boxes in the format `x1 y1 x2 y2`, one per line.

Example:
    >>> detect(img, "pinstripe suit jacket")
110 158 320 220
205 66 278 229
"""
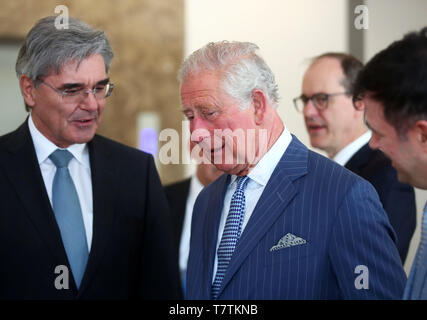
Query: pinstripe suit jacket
186 136 406 299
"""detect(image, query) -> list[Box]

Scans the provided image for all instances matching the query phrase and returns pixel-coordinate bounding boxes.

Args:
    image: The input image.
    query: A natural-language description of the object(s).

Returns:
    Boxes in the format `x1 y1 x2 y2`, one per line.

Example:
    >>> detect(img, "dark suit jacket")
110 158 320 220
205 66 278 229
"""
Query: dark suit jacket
164 178 191 258
187 136 406 299
0 120 181 300
345 143 416 263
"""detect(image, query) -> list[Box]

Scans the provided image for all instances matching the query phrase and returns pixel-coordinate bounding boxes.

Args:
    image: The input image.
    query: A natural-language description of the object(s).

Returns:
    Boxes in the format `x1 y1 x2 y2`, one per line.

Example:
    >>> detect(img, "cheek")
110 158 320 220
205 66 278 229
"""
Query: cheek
96 106 105 122
326 111 345 130
379 140 398 159
40 102 69 127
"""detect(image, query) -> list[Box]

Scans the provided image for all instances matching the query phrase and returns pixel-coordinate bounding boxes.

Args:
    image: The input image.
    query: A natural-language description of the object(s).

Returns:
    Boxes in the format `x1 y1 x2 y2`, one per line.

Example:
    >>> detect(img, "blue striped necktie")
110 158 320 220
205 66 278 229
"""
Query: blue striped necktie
212 175 250 299
50 149 89 289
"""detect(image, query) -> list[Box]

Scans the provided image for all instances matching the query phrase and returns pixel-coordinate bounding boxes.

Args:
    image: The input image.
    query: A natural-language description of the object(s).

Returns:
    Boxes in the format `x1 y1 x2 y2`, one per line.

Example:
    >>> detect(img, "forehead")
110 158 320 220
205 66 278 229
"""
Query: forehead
302 57 344 92
47 54 107 82
180 71 226 107
364 97 396 133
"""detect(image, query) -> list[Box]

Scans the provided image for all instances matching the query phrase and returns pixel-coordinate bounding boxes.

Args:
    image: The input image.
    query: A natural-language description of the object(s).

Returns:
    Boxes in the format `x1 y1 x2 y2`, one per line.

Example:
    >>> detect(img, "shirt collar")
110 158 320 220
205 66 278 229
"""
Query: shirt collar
333 131 372 166
189 174 204 196
28 114 90 168
229 126 292 187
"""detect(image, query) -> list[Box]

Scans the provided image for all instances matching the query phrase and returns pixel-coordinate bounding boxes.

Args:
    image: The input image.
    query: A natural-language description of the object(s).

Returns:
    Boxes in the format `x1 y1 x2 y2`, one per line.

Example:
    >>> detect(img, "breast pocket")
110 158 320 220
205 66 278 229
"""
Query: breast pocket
265 238 316 267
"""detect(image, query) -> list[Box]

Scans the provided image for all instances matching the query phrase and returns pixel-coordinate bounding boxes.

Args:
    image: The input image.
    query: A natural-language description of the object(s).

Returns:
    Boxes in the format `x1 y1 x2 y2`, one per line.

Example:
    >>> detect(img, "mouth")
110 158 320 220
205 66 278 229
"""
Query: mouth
209 147 224 162
307 123 327 134
209 143 226 164
211 144 224 153
71 118 96 126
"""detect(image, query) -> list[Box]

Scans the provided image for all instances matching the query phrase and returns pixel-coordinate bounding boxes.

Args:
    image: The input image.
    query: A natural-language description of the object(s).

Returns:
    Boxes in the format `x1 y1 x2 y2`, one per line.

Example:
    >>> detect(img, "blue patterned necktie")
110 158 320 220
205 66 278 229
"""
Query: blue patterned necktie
50 149 89 289
212 176 250 299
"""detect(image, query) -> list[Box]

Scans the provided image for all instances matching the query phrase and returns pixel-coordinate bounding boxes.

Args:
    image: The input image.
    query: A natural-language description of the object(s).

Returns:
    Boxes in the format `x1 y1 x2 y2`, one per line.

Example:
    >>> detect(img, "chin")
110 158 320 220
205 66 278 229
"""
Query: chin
396 170 411 185
215 163 249 176
310 140 322 150
70 133 97 145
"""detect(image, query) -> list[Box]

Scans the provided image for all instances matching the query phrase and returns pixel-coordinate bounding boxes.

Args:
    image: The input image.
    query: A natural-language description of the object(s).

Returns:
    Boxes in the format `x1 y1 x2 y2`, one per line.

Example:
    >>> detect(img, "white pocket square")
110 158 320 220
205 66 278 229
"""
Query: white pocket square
270 233 307 251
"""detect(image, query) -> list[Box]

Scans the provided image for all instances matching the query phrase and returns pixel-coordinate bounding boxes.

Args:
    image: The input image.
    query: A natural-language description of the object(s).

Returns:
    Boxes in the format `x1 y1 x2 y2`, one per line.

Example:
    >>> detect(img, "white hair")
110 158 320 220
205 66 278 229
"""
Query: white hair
178 41 279 109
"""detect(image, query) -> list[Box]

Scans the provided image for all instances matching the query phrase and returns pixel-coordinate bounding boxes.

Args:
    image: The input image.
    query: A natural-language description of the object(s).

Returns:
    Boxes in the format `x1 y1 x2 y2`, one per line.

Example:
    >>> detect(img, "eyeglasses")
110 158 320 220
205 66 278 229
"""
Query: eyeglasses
293 92 349 112
38 79 114 103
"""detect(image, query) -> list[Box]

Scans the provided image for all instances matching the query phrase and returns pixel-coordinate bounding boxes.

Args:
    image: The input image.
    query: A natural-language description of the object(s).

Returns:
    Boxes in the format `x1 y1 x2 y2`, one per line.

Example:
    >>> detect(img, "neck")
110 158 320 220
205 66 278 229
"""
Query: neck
247 115 284 172
327 127 368 159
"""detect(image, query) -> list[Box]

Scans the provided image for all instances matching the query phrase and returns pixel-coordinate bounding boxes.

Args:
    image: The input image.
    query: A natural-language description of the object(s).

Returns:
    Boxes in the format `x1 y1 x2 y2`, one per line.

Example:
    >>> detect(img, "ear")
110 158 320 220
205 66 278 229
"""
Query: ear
19 75 37 108
251 89 268 125
413 120 427 151
353 97 365 111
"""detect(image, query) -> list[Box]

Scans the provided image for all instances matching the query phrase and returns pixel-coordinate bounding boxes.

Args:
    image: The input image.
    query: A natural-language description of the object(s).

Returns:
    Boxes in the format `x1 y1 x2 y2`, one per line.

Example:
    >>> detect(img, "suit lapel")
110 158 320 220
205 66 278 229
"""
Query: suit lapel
344 143 371 171
0 121 69 265
77 135 117 296
217 136 309 297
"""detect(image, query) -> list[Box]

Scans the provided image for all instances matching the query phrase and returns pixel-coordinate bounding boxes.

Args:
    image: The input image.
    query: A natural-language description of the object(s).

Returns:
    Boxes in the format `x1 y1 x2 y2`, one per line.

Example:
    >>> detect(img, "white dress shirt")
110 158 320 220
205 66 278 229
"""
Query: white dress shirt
333 131 372 166
179 175 204 278
212 127 292 282
28 115 93 249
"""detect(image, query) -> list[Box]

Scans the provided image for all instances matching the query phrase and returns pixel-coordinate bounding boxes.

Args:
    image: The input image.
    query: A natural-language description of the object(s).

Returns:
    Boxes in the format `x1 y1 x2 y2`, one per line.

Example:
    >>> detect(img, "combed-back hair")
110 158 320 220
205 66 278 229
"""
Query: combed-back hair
178 41 279 109
16 16 113 111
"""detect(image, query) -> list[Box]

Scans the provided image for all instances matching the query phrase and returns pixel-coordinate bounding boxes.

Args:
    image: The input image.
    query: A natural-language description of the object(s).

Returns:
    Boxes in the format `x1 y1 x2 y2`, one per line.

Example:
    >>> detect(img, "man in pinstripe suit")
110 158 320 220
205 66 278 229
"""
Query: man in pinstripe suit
179 41 406 299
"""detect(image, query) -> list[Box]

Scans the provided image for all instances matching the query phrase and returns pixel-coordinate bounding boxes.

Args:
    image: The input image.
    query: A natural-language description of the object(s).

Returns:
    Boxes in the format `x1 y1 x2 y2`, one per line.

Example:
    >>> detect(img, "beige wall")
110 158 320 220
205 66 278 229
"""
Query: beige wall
0 42 26 136
364 0 427 274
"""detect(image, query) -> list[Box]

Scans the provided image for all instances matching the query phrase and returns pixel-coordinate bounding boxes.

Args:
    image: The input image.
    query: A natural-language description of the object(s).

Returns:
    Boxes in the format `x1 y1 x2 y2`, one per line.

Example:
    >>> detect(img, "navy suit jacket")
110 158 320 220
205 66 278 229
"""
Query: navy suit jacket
0 120 181 299
345 143 416 263
186 136 406 299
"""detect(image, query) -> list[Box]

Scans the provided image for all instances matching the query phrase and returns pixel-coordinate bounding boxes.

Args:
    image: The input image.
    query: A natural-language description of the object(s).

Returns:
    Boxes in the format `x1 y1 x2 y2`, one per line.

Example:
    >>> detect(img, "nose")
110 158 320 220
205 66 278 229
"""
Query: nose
190 116 212 144
368 133 380 150
190 115 208 133
303 99 319 117
80 90 99 111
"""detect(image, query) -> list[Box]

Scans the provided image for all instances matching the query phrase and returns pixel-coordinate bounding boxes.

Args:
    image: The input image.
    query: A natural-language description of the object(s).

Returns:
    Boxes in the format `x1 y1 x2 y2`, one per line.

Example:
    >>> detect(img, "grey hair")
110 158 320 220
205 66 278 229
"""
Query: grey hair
16 16 113 110
178 41 280 109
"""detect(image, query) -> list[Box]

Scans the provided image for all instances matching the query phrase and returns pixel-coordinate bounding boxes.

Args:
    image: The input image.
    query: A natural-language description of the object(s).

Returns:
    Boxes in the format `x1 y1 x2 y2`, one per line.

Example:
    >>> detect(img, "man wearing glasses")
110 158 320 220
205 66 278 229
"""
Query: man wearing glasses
294 53 416 264
0 16 181 299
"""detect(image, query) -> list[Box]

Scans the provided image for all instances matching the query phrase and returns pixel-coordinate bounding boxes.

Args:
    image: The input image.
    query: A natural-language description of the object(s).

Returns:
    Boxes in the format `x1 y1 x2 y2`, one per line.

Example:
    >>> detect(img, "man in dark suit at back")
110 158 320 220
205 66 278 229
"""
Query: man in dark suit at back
0 16 181 299
164 162 222 295
295 52 416 263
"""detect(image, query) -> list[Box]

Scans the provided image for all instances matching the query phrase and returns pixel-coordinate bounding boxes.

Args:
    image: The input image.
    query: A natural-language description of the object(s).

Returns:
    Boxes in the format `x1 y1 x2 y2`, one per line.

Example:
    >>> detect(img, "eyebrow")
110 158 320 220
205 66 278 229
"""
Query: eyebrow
59 78 110 90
